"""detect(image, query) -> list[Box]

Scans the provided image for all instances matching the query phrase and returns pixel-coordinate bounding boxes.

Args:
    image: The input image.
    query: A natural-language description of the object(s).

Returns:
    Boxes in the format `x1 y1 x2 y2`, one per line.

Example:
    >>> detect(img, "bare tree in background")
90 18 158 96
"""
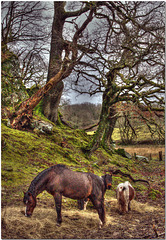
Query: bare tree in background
1 1 51 86
70 1 165 153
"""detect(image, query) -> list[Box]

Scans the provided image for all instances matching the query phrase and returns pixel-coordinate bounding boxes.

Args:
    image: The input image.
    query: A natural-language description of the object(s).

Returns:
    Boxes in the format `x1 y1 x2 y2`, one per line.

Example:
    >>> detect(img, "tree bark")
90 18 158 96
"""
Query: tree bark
9 66 67 129
87 70 119 155
88 92 118 154
43 2 65 123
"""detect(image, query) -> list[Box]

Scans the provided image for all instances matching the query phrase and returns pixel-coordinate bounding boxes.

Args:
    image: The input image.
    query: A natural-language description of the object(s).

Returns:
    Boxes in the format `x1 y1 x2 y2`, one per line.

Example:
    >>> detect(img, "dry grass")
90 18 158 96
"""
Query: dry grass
106 197 161 213
118 145 165 159
2 197 164 239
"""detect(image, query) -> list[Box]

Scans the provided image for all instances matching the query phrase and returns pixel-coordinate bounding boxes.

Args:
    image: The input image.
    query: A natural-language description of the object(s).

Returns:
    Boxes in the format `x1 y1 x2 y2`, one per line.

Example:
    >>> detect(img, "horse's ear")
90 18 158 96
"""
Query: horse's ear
23 191 26 195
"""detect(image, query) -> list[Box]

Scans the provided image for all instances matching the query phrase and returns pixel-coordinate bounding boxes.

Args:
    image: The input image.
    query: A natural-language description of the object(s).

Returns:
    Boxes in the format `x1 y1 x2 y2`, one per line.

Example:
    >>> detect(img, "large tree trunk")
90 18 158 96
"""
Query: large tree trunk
43 82 64 123
43 2 65 123
89 93 118 154
88 71 119 154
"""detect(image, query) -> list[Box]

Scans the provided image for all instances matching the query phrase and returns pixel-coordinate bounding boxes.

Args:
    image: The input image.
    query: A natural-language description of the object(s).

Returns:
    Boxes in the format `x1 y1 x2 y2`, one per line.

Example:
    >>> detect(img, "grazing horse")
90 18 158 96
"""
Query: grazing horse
116 181 135 214
23 164 112 227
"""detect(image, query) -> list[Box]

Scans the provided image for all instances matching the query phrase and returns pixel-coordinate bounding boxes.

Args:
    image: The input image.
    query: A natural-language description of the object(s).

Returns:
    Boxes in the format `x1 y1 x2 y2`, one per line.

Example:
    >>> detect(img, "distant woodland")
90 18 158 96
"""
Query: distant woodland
61 102 101 129
61 102 165 144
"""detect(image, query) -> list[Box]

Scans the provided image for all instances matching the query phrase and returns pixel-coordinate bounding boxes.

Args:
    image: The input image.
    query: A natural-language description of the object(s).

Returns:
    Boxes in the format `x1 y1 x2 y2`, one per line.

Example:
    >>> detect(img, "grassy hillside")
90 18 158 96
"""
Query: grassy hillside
1 116 164 204
1 116 165 239
1 119 133 203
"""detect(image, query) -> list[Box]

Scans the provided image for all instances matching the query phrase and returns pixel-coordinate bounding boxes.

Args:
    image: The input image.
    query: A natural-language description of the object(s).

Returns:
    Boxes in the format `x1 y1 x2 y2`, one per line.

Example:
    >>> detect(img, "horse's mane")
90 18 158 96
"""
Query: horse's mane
28 164 68 195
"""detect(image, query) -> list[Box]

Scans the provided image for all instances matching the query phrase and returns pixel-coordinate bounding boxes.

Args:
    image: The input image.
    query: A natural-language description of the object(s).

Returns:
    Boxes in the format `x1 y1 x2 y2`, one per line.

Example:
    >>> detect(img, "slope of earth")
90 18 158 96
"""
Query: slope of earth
1 118 165 239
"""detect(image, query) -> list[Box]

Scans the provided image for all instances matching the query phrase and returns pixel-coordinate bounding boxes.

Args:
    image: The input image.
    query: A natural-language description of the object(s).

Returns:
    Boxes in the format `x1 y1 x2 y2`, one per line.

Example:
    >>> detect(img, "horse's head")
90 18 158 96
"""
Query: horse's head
23 191 36 217
102 174 112 190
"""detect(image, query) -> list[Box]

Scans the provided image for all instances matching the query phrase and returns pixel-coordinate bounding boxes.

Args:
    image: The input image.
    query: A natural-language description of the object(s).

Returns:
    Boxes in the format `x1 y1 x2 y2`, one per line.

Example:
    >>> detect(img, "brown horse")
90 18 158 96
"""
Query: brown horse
23 164 112 227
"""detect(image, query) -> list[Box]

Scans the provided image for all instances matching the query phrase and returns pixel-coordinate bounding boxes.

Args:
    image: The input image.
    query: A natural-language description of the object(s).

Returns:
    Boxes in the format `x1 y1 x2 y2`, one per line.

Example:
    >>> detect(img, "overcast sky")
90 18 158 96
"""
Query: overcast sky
67 90 102 104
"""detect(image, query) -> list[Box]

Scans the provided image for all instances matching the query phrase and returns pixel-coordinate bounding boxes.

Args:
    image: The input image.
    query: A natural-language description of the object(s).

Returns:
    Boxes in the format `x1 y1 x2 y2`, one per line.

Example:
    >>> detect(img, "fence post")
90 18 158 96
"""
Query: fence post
159 151 162 161
149 153 152 161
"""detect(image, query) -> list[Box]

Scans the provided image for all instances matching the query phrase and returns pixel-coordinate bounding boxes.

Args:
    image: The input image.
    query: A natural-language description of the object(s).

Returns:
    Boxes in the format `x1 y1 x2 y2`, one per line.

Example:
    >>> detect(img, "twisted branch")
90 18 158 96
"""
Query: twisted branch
107 168 150 186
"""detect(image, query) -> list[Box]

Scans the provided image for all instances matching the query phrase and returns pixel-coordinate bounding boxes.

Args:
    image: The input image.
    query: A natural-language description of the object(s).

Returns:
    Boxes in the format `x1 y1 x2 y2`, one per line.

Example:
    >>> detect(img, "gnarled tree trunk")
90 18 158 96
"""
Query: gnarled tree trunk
88 92 118 154
43 82 64 123
87 70 119 155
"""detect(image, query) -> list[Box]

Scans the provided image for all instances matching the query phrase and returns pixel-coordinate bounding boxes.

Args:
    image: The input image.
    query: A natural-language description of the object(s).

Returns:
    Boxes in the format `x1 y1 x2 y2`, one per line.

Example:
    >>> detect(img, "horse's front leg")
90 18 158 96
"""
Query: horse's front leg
54 193 62 225
90 197 105 228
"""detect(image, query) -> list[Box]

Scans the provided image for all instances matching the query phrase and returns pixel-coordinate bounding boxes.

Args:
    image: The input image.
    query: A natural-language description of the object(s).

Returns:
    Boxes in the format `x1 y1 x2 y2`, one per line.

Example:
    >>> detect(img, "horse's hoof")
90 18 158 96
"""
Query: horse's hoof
21 210 25 215
56 223 61 227
98 220 105 229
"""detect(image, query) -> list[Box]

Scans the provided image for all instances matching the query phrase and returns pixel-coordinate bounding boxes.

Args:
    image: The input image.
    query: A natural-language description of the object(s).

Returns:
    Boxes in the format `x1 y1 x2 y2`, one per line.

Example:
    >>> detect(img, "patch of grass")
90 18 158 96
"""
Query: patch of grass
148 188 162 200
86 131 95 135
112 124 165 144
118 145 165 160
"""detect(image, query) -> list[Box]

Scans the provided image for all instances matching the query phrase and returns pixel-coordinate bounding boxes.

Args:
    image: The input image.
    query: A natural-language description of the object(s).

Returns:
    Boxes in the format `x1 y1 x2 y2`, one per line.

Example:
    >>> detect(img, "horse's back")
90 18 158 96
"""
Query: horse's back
47 167 93 199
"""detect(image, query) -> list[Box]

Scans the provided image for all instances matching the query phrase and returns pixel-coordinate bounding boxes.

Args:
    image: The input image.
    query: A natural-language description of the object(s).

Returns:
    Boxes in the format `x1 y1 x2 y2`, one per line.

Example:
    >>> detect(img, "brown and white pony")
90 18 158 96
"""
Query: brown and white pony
116 181 135 214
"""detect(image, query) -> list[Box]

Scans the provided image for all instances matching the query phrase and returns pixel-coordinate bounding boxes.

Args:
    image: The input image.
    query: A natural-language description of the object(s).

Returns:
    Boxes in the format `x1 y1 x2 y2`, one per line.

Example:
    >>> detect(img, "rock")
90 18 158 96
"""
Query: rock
31 120 53 134
5 91 29 106
136 155 149 163
112 232 120 237
124 150 132 159
116 148 132 159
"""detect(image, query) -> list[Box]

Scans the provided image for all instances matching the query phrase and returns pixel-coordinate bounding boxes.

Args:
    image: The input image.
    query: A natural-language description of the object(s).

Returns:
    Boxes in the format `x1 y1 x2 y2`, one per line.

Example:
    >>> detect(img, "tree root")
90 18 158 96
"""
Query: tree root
107 167 150 186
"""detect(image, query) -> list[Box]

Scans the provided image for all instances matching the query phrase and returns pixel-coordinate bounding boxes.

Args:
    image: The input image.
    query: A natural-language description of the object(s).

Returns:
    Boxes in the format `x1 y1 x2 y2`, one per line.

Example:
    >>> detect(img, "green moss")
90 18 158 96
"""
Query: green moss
135 184 148 192
33 99 43 116
1 122 93 192
148 188 162 200
92 163 100 169
27 84 41 97
115 148 127 157
1 118 153 205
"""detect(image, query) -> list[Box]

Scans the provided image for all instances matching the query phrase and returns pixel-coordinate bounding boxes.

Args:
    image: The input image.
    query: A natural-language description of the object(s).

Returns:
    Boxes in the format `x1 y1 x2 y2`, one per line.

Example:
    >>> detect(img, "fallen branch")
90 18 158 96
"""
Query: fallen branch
143 230 165 239
83 122 99 131
107 168 150 186
153 224 158 238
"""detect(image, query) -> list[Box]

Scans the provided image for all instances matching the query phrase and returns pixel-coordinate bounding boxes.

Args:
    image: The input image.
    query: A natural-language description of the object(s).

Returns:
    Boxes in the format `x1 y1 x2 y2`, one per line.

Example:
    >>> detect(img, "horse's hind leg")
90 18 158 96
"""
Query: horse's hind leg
54 193 62 225
128 201 131 211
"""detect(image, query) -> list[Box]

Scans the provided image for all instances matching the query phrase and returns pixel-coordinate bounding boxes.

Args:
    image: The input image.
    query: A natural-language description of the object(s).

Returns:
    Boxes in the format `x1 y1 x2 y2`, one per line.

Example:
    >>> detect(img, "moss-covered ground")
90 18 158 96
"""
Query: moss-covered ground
1 120 137 201
1 117 165 239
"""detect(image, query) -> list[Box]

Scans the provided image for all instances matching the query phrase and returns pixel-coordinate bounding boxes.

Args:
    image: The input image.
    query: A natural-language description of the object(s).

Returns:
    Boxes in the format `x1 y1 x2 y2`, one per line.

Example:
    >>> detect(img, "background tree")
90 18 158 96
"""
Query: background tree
1 1 50 88
70 1 165 153
2 1 164 151
61 102 101 129
7 2 101 129
43 1 94 123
